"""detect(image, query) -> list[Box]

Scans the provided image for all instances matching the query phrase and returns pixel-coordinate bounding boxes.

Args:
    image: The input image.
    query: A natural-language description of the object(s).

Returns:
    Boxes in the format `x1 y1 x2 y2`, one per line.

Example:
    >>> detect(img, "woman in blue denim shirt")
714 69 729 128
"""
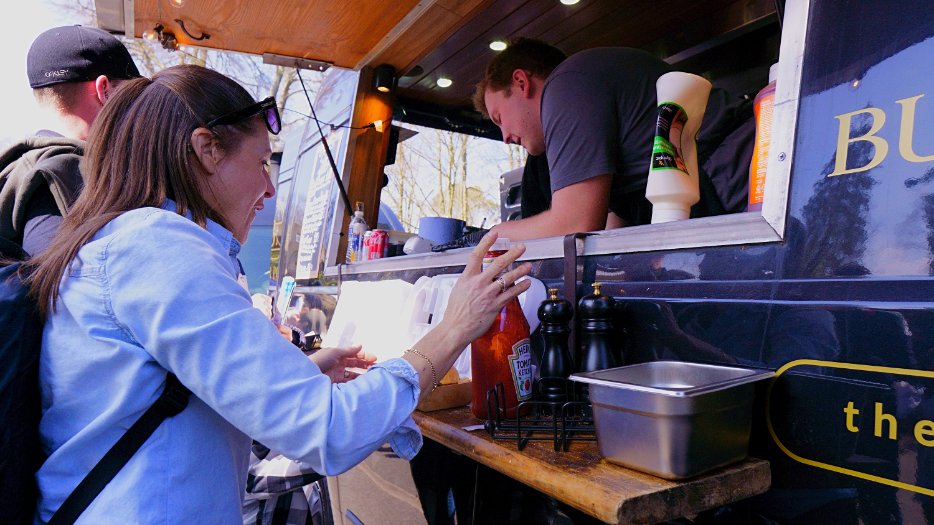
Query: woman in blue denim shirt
24 64 531 524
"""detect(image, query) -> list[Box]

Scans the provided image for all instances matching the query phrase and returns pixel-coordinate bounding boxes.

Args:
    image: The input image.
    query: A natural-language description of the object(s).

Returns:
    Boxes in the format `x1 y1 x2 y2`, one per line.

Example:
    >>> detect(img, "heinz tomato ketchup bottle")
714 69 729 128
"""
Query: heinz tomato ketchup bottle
470 238 533 419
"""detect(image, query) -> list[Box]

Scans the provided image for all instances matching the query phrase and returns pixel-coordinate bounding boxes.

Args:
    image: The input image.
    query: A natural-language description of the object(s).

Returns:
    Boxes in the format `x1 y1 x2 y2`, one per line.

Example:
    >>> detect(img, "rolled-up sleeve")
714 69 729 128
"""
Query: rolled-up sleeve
104 212 423 475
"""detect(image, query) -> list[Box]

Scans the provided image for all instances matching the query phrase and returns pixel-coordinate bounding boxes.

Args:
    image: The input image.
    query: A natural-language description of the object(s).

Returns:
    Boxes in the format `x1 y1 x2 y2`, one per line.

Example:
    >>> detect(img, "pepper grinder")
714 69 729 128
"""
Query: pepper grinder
577 283 618 373
537 288 574 404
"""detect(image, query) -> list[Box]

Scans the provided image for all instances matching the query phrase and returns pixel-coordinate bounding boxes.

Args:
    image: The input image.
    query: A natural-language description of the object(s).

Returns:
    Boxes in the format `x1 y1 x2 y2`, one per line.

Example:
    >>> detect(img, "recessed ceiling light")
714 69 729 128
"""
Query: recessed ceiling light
560 0 580 5
436 77 453 88
489 40 508 51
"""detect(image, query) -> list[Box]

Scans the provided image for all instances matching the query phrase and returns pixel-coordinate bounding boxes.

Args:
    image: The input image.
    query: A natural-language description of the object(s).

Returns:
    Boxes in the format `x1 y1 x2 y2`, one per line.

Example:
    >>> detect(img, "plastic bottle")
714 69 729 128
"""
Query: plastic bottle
470 238 533 419
645 72 712 223
748 63 778 212
344 201 368 263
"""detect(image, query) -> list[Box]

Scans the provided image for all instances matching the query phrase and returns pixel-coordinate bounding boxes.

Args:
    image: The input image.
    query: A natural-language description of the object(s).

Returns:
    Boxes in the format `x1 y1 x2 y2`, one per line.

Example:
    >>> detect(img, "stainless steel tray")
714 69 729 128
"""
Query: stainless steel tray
570 361 774 479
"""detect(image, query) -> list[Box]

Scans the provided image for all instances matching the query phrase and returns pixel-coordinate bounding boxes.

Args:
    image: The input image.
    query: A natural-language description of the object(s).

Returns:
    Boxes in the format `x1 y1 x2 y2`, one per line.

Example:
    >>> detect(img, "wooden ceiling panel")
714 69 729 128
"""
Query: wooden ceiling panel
399 0 538 89
399 1 575 105
521 1 625 47
365 0 496 74
134 0 424 69
395 0 777 108
556 0 713 52
123 0 778 112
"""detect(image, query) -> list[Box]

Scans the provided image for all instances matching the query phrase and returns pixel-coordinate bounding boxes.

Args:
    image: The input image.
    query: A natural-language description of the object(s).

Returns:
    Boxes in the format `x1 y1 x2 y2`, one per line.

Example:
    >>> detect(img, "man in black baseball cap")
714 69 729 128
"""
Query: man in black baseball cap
0 26 141 262
27 25 141 139
0 27 139 522
28 24 141 89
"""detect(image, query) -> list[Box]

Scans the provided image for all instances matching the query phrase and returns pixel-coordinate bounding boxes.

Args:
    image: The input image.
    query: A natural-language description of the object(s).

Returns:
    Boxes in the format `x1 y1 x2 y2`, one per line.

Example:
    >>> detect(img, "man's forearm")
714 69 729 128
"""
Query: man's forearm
491 175 614 240
491 208 603 240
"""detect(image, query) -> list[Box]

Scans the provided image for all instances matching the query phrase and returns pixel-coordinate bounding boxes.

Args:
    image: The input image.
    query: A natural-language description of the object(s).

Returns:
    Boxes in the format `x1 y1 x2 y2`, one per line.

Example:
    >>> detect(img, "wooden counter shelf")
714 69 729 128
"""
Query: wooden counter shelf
413 406 771 525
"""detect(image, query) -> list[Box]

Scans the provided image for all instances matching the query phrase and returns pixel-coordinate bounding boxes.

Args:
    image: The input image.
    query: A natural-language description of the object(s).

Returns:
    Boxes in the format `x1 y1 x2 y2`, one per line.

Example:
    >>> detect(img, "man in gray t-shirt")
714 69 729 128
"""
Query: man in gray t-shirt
474 38 754 240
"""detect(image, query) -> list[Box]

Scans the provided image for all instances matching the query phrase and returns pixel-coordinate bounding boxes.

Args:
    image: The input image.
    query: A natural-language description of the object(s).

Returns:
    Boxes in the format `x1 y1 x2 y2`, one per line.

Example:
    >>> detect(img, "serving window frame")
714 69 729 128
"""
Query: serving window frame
323 0 809 277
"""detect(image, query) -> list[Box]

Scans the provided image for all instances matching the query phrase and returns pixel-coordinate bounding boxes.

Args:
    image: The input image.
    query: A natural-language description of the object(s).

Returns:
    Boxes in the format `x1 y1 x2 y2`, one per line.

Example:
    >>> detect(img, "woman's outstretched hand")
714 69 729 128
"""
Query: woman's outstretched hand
310 345 376 383
440 231 532 345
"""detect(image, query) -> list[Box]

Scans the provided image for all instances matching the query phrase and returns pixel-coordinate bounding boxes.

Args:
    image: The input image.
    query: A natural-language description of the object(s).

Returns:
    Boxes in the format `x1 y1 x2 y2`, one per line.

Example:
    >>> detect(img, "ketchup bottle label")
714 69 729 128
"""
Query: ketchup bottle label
482 249 507 272
508 338 533 401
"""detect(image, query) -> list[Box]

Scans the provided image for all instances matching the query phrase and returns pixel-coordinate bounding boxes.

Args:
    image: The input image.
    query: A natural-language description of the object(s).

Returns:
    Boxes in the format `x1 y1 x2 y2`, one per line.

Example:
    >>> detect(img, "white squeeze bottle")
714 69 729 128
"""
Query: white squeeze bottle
345 201 368 263
645 72 712 223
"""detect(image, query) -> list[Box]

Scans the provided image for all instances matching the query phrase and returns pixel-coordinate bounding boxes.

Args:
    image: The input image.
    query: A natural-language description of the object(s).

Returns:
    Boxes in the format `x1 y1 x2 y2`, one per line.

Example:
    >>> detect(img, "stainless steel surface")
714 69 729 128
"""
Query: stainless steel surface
761 0 809 235
570 361 774 480
323 233 564 276
324 213 780 277
571 360 774 398
500 166 523 223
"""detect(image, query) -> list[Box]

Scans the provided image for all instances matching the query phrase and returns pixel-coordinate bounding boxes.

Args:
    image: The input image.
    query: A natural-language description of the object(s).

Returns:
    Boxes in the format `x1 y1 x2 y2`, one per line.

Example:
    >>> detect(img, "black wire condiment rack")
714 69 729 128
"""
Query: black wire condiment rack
484 379 596 452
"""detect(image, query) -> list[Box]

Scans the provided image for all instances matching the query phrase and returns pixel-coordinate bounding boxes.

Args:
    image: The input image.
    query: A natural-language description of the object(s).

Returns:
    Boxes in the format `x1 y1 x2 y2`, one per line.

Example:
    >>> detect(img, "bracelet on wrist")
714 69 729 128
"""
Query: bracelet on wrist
404 347 439 392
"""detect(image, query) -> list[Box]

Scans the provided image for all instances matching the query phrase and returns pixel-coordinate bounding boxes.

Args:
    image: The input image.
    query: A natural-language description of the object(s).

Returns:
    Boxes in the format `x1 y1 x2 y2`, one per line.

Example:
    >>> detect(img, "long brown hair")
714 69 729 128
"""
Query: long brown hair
25 64 259 317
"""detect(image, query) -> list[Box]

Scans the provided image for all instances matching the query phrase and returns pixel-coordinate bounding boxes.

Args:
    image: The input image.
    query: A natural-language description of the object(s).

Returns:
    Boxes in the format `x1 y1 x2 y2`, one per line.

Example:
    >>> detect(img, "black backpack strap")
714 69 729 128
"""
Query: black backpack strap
0 236 28 262
48 373 191 525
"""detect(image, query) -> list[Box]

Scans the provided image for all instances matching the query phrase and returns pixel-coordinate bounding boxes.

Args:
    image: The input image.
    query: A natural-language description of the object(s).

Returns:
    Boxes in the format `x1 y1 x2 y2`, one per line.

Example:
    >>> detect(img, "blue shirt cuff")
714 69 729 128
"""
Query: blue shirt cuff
372 358 423 460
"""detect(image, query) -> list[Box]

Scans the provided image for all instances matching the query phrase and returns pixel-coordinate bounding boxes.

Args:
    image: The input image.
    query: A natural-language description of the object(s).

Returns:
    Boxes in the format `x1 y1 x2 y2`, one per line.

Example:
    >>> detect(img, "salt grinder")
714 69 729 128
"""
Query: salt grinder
577 283 618 373
537 288 574 404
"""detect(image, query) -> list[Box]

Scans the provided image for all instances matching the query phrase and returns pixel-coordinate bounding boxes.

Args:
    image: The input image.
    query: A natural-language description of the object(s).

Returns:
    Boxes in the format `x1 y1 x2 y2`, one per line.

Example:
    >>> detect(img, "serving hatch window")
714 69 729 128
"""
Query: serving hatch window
380 122 524 234
324 0 810 274
383 6 806 261
499 0 808 260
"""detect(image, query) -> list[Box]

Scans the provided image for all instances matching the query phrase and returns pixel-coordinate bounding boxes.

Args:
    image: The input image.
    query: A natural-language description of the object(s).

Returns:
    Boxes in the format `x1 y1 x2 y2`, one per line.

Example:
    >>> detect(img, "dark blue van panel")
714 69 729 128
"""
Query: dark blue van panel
579 2 934 522
342 2 934 522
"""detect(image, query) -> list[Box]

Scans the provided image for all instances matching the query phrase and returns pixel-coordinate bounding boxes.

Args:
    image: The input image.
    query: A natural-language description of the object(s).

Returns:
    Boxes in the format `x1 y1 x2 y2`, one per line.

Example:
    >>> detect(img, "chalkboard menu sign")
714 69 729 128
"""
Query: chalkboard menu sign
276 68 358 283
296 129 345 280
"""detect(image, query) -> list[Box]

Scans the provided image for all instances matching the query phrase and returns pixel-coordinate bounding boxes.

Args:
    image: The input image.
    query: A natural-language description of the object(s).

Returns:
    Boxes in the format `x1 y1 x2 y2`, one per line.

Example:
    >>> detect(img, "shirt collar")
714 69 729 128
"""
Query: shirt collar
160 199 242 257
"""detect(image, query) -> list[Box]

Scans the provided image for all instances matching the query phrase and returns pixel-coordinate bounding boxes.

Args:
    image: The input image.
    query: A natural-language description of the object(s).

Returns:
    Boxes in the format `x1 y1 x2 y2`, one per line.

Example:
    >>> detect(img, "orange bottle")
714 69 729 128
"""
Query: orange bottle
470 240 533 419
748 63 778 212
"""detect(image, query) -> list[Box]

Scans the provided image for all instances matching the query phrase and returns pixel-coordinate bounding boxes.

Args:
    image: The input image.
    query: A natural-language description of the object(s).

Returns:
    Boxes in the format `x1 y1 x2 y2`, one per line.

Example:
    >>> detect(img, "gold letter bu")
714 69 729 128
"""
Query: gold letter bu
829 107 888 177
897 94 934 163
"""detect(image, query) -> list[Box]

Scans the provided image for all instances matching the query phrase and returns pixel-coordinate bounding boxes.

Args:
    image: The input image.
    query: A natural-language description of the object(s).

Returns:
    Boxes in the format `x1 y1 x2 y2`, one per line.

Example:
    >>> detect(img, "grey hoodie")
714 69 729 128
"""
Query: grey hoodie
0 136 84 260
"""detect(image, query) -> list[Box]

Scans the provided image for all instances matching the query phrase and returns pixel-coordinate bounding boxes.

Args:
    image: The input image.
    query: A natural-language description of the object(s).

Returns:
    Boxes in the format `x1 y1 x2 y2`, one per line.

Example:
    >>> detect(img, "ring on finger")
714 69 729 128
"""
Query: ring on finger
496 276 507 293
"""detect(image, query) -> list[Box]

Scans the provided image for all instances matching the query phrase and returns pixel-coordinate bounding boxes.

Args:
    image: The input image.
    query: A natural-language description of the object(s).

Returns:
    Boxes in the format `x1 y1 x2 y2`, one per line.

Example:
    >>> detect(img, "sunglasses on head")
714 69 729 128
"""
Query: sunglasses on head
205 96 281 135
